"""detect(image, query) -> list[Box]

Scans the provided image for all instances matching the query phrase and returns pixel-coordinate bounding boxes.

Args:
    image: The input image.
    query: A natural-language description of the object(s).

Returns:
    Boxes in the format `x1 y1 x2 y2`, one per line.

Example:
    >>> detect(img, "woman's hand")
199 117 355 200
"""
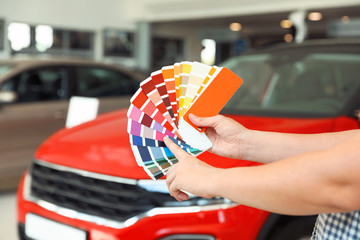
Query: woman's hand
164 136 220 201
189 114 250 159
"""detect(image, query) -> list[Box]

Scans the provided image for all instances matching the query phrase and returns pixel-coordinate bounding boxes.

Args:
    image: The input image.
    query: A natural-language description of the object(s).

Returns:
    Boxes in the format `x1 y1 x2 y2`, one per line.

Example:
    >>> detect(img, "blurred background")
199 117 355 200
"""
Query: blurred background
1 0 360 239
1 0 360 69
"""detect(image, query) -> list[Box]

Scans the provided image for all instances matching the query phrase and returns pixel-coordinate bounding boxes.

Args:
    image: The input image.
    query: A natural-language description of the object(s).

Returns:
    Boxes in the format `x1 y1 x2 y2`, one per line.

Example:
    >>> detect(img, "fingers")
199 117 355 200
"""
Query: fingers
164 137 189 201
166 165 189 201
189 114 224 128
174 191 189 201
163 136 189 160
169 182 189 201
165 166 176 189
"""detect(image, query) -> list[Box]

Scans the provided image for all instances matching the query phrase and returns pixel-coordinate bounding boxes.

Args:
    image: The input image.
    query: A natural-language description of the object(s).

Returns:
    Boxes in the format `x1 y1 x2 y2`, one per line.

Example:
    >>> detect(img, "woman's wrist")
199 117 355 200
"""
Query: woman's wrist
237 128 259 161
210 168 229 198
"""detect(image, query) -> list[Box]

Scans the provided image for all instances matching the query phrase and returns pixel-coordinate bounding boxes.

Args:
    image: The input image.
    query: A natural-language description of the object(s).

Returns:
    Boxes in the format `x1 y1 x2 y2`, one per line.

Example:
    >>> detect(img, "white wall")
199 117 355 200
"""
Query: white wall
0 0 134 29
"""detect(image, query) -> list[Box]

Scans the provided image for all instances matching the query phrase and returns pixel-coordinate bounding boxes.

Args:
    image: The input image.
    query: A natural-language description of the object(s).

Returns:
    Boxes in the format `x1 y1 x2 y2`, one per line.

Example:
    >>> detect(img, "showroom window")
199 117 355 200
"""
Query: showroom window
7 22 32 51
7 22 94 58
103 29 134 57
69 30 93 50
152 37 184 69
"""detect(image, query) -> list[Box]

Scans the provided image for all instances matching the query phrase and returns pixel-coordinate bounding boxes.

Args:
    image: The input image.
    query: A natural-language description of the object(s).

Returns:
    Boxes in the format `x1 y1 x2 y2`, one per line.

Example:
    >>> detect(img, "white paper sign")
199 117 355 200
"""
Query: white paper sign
66 96 99 128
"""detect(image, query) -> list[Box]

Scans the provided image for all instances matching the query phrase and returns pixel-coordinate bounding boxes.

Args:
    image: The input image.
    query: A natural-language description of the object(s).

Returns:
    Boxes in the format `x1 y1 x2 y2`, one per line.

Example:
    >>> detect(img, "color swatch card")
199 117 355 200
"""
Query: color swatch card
127 61 243 179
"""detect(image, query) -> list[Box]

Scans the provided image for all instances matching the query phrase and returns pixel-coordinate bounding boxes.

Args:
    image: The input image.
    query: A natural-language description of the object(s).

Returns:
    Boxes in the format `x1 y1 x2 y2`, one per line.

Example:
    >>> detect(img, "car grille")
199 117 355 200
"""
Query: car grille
29 161 176 222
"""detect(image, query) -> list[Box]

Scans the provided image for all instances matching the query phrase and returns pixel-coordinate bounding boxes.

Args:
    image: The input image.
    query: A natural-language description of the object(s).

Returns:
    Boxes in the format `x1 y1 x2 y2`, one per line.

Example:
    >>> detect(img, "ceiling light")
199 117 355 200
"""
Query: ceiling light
229 22 242 31
284 34 293 43
280 19 292 29
308 12 322 21
341 16 350 23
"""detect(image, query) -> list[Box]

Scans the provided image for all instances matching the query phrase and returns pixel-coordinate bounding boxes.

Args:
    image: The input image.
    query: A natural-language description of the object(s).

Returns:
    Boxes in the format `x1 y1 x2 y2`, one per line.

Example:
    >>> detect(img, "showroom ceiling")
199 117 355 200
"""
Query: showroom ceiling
152 5 360 39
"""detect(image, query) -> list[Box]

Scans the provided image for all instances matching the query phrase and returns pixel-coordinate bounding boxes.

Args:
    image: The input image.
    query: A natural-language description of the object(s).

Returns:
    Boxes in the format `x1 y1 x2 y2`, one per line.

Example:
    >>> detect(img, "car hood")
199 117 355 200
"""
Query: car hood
35 109 336 179
35 109 150 179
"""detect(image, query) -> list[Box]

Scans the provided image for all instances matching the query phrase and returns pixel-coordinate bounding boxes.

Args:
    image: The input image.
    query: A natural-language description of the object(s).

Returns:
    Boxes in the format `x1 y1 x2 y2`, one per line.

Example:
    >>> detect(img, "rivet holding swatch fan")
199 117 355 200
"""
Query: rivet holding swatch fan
127 61 243 180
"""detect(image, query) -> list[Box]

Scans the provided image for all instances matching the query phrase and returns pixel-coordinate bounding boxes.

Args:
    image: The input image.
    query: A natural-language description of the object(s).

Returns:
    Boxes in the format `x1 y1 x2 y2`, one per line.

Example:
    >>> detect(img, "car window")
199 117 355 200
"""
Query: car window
73 67 134 97
222 52 360 117
0 67 68 103
0 64 15 78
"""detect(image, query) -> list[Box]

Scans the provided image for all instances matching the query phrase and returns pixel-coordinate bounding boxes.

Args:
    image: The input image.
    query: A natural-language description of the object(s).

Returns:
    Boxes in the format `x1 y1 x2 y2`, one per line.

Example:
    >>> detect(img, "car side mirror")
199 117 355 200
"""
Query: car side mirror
0 90 18 103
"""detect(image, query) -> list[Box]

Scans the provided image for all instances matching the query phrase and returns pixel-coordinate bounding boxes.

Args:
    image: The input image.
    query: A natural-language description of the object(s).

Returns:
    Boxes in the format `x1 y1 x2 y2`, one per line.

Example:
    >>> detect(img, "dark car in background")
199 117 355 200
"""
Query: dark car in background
222 38 360 119
0 58 144 190
17 39 360 240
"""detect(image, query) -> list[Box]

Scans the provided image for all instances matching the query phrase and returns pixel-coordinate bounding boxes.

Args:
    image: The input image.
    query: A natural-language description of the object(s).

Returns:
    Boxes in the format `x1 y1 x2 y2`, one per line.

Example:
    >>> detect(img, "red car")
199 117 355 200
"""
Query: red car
17 39 360 240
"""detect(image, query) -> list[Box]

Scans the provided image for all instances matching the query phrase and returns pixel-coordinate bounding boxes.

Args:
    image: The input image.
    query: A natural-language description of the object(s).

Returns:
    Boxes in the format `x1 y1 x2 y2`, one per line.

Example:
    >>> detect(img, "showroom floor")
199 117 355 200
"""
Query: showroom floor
0 191 17 240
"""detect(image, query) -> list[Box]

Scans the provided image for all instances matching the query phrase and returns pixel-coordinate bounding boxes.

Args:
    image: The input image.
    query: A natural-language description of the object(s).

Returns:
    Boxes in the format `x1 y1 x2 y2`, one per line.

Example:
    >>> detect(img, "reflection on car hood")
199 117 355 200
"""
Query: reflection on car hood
35 109 150 180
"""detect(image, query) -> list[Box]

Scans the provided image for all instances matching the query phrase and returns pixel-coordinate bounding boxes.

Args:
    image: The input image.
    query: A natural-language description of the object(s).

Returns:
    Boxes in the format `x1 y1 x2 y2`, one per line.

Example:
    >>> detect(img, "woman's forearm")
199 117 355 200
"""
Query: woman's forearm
242 129 359 164
213 132 360 215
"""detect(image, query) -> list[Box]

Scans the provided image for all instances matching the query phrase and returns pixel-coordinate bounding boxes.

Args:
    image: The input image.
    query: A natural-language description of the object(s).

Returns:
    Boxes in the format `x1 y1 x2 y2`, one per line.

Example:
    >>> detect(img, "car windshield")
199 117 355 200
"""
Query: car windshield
0 64 15 78
221 48 360 117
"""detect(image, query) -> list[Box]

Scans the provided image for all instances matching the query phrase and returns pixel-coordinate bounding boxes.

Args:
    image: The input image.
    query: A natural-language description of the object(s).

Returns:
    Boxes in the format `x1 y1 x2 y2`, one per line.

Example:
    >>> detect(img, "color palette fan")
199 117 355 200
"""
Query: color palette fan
127 61 243 180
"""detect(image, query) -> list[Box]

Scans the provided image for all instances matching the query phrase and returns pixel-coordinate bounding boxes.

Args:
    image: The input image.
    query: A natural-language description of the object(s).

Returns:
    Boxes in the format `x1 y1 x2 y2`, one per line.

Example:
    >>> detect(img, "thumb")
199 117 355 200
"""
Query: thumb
189 114 224 128
163 136 189 160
